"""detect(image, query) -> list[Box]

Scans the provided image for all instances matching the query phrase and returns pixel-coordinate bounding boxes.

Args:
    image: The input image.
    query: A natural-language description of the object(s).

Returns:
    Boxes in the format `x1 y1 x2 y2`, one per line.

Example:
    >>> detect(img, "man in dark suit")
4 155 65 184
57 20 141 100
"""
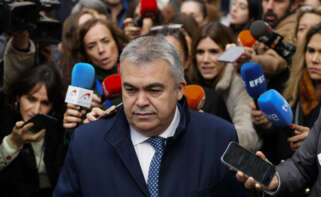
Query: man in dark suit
53 36 248 197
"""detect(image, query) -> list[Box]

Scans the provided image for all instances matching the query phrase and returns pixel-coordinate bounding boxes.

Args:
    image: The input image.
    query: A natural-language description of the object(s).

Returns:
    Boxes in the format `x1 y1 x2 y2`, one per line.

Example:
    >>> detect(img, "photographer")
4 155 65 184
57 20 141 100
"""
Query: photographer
1 0 61 93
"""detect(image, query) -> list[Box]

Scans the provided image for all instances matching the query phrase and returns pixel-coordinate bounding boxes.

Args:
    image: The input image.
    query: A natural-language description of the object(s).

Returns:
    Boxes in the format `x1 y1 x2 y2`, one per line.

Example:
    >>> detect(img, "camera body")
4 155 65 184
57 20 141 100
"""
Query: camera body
0 0 62 45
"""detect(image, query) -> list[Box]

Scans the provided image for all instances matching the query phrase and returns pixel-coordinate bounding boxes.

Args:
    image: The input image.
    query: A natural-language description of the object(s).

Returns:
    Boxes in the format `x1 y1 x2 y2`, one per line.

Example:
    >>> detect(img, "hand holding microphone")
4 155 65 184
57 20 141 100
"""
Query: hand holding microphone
123 0 158 40
63 63 95 129
83 74 123 124
250 20 296 64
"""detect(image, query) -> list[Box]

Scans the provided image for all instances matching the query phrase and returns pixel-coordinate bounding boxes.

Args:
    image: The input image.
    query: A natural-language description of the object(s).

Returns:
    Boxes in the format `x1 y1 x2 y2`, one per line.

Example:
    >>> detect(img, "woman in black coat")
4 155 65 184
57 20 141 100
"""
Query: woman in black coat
0 63 66 197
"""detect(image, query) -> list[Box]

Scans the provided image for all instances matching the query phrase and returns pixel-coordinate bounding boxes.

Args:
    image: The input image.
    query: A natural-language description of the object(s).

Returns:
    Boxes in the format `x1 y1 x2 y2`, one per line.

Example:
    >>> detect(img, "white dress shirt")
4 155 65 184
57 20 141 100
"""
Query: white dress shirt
130 106 180 183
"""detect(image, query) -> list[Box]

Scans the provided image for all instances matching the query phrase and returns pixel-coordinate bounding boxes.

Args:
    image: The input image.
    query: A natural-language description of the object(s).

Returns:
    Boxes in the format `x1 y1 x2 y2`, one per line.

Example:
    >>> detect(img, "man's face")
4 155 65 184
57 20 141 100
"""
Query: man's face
121 59 185 137
262 0 292 27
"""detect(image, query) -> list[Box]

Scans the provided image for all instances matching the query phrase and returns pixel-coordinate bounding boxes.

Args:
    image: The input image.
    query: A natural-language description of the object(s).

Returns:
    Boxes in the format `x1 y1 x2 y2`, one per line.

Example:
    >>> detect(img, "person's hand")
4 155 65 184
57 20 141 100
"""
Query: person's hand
83 104 121 123
91 94 103 109
287 124 310 151
140 17 153 36
8 121 45 148
236 46 255 65
83 107 105 124
236 151 279 191
123 18 142 40
250 102 272 128
63 104 87 129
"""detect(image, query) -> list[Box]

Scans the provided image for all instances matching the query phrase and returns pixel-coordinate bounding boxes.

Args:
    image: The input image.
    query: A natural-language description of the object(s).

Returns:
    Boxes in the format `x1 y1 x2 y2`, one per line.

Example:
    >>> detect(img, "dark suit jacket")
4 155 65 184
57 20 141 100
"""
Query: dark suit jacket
54 100 249 197
276 110 321 196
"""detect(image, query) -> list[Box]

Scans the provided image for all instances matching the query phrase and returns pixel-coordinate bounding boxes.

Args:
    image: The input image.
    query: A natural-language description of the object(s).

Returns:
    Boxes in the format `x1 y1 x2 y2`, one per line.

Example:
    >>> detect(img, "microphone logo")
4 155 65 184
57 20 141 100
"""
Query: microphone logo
264 113 280 122
282 103 289 112
249 75 265 88
65 86 93 108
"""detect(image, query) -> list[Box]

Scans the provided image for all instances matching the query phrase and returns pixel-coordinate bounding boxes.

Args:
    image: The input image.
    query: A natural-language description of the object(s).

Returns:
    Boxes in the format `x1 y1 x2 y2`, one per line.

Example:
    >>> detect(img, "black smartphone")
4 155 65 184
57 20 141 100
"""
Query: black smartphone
24 114 58 133
221 141 276 187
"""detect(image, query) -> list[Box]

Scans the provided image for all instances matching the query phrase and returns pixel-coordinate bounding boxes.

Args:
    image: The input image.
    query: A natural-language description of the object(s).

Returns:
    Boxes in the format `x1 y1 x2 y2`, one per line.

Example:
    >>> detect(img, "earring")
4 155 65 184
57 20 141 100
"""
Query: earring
14 101 19 111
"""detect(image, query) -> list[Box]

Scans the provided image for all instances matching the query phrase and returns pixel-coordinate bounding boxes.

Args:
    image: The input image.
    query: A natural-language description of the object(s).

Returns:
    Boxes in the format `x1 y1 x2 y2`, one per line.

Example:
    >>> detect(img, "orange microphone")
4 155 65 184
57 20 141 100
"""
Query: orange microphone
184 85 206 111
238 30 256 47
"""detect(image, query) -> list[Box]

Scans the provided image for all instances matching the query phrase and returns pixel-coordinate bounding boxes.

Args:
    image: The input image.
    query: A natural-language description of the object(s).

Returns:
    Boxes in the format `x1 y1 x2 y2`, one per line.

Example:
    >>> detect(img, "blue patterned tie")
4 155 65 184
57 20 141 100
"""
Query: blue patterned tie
147 137 165 197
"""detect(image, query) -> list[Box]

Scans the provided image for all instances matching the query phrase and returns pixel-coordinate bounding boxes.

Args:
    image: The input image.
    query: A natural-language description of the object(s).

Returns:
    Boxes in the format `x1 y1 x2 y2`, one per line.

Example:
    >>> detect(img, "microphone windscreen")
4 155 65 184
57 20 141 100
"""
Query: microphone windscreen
241 62 266 99
71 63 95 89
140 0 158 18
238 30 256 47
184 85 205 110
102 73 122 100
250 20 273 41
258 89 293 127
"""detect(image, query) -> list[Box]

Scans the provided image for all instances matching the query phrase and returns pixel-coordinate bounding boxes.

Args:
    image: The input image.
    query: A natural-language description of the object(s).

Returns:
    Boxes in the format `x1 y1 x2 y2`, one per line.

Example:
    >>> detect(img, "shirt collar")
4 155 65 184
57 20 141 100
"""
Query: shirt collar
131 105 180 146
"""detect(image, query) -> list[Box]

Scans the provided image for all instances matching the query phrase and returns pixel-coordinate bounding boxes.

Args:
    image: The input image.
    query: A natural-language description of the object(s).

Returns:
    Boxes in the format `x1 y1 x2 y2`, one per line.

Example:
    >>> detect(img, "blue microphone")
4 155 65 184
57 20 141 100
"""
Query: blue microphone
71 63 95 88
241 62 267 100
258 89 293 127
65 63 96 108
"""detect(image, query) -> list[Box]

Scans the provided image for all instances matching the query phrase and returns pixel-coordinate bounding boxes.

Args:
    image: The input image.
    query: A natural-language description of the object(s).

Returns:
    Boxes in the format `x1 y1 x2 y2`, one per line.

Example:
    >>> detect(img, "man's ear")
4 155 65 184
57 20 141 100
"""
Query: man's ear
176 80 187 100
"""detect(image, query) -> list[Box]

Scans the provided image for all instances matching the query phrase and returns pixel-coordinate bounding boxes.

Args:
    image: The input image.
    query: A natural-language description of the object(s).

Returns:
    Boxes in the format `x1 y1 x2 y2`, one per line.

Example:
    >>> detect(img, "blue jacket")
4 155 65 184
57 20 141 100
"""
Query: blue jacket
54 100 249 196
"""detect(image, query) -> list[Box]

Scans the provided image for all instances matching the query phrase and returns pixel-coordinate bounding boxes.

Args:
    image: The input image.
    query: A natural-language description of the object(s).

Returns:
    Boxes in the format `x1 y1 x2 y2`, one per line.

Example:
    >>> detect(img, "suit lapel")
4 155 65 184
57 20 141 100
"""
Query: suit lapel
104 110 149 196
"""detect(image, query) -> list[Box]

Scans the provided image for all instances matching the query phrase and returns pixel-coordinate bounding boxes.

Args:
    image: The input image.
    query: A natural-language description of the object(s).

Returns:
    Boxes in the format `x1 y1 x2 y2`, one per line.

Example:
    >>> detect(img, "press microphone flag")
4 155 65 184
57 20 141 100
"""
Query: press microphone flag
65 63 95 108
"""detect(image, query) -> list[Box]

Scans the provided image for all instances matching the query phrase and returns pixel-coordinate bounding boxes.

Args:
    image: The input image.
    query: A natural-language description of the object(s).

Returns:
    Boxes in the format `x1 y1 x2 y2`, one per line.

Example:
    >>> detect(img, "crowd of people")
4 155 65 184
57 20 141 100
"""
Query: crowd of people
1 0 321 196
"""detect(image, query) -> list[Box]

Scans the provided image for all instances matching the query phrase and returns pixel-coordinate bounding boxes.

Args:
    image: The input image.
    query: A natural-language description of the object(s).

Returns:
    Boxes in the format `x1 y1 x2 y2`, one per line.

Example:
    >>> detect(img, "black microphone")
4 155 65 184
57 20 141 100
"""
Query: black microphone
250 20 296 64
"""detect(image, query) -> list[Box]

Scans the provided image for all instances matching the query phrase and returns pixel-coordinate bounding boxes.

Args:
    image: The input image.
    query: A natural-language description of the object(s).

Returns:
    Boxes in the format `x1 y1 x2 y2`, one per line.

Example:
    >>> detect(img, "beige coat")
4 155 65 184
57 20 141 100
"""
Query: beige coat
3 39 36 93
216 63 262 152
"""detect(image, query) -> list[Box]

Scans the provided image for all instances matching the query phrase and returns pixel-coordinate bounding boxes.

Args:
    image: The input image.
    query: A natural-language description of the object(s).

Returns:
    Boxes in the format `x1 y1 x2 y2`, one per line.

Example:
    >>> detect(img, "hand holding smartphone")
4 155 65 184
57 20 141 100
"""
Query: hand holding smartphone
24 114 58 133
221 141 276 188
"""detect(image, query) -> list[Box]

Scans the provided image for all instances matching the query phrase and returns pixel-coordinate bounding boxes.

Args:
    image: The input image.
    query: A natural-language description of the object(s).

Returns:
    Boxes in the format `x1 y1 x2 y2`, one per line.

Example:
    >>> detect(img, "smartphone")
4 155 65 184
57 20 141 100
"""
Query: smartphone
221 141 276 187
217 46 244 63
98 103 123 119
24 114 58 133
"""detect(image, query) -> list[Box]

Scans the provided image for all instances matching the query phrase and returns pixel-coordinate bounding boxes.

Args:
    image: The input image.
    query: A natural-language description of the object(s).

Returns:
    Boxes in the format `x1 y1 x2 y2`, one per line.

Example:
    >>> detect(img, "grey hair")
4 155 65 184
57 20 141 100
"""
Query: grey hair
71 0 107 15
120 36 185 87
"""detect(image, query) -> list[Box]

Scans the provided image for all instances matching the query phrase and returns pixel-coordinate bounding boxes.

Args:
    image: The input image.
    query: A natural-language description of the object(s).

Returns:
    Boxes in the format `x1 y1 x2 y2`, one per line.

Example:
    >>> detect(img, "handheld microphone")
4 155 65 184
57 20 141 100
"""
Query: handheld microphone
184 85 205 111
102 73 122 100
65 63 95 109
258 89 293 130
250 20 296 64
134 0 158 27
238 30 256 47
241 62 266 104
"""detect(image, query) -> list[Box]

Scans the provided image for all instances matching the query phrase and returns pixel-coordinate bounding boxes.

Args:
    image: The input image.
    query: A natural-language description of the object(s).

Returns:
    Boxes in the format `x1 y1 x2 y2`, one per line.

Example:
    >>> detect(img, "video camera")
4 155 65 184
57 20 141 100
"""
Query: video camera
0 0 62 45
